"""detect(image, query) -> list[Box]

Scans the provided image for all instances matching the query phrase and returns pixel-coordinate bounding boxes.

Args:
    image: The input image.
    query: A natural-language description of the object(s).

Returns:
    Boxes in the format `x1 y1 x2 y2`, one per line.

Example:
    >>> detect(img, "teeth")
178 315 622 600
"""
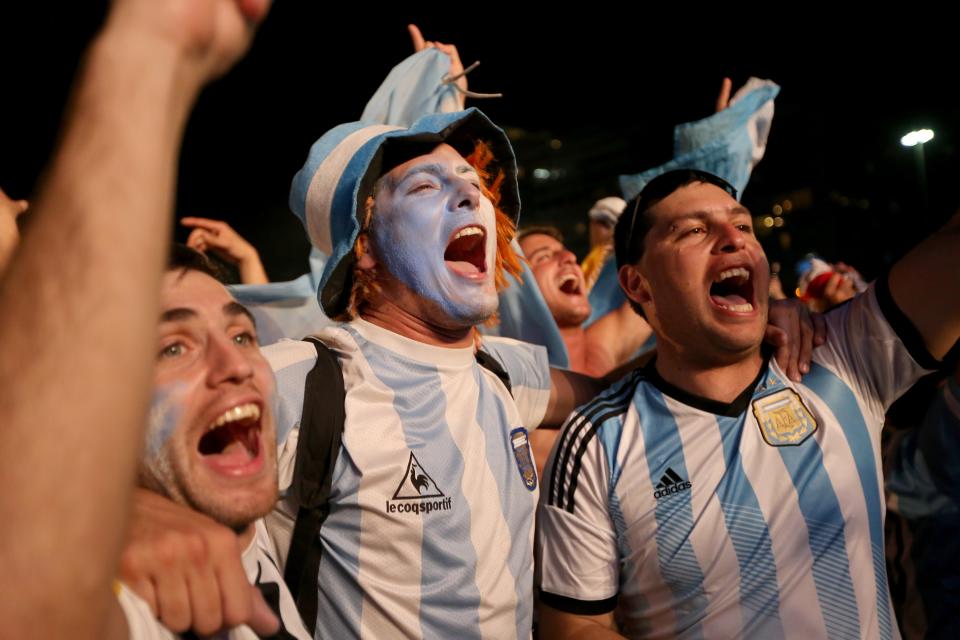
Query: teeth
717 267 750 282
716 302 755 313
559 274 577 286
453 227 484 240
210 403 260 430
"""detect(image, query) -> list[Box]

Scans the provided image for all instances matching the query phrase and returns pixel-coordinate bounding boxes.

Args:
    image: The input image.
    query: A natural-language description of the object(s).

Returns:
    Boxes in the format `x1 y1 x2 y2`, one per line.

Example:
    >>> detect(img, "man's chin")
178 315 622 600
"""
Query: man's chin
434 291 498 328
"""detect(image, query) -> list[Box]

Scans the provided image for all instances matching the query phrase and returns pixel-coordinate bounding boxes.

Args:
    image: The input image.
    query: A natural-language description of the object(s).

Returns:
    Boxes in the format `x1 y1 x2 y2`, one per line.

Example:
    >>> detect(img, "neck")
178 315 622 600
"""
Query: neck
236 522 256 549
654 343 764 404
559 325 589 373
361 298 476 348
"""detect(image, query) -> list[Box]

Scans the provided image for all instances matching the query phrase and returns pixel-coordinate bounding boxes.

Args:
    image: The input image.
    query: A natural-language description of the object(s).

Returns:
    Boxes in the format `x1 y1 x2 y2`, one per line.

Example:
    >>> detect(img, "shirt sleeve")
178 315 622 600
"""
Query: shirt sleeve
537 409 621 614
814 277 938 428
479 336 552 429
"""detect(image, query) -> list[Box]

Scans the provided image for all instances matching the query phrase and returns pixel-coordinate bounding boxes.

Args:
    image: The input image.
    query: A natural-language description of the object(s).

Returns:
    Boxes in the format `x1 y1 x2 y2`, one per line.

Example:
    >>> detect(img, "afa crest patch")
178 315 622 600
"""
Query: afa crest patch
510 428 537 491
752 388 818 447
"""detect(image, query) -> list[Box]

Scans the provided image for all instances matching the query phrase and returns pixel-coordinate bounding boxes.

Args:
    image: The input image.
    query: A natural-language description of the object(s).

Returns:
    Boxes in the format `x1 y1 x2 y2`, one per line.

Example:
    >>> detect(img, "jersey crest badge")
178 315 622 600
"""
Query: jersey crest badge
510 428 538 491
752 388 818 446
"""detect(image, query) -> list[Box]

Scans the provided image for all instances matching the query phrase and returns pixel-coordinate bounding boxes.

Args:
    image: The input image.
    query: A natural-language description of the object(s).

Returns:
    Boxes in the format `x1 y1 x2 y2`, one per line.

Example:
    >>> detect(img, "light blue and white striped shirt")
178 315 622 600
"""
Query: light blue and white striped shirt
263 319 551 638
539 281 935 639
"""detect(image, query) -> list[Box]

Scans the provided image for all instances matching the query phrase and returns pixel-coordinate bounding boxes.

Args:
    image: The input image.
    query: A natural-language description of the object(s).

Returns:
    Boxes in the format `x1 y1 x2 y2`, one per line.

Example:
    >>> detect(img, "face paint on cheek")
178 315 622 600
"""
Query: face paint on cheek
144 382 187 459
371 194 499 325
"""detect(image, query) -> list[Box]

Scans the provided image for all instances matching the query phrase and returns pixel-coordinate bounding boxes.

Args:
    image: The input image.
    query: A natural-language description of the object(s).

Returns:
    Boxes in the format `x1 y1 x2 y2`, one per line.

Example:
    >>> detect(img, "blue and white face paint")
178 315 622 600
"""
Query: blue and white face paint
370 143 498 326
140 381 188 502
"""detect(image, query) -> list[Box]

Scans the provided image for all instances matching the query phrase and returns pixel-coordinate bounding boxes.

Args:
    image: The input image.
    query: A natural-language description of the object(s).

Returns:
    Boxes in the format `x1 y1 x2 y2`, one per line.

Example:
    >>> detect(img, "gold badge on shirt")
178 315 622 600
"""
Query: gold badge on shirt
752 388 818 446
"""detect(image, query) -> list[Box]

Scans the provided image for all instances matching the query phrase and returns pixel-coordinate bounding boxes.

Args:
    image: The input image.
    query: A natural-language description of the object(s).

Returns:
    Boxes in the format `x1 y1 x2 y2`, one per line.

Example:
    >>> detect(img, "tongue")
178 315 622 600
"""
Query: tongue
711 293 748 307
206 440 255 466
446 260 480 275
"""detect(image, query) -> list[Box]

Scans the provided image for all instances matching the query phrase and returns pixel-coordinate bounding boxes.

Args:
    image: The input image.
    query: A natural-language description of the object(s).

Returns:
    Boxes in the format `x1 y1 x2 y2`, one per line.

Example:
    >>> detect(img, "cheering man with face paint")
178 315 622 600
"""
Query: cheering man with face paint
253 109 595 638
537 169 960 639
115 248 311 639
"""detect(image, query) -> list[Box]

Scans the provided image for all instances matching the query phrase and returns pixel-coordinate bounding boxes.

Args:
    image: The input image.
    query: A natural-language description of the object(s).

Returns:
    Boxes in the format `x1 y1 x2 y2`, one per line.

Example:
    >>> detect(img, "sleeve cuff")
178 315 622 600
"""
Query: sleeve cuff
539 589 618 615
874 273 941 370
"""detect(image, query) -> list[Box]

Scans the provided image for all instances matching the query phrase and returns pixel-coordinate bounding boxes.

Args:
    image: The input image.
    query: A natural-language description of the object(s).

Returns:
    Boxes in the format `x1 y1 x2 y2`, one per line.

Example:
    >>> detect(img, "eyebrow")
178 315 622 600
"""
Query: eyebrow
525 245 555 261
160 308 196 323
224 301 257 328
398 162 478 185
668 206 752 228
158 302 256 328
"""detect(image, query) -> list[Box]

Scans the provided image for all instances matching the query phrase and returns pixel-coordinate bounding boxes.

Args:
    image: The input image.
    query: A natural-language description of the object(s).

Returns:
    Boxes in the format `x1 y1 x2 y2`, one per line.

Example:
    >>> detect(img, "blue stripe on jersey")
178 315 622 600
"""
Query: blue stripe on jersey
350 329 482 639
473 366 532 639
714 414 785 639
316 449 364 635
804 362 894 640
272 356 316 444
634 386 707 639
774 390 861 639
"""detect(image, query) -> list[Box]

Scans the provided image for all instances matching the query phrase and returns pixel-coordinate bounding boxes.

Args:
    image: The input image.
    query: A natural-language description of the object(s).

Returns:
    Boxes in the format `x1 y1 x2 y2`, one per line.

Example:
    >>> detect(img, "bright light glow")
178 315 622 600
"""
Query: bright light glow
900 129 934 147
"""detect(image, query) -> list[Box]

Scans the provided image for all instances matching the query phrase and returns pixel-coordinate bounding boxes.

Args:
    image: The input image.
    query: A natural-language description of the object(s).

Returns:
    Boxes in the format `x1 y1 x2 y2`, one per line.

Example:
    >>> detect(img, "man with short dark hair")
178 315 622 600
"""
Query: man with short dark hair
115 247 310 639
538 169 960 639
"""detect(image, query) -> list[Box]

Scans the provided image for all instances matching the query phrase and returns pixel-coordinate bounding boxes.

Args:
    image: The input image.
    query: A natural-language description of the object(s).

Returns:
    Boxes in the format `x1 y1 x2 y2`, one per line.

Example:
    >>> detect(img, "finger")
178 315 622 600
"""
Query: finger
408 24 425 51
153 568 193 633
715 77 733 113
237 0 272 24
797 307 814 375
185 229 207 251
180 217 223 233
823 273 842 299
13 199 28 216
185 560 225 636
122 576 159 617
813 311 828 345
247 586 281 637
785 309 802 382
216 535 259 629
765 325 791 378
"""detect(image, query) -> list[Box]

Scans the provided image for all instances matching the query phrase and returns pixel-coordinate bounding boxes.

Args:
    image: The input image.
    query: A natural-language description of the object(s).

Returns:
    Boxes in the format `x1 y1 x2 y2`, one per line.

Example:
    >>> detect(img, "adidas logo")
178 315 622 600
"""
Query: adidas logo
653 467 692 500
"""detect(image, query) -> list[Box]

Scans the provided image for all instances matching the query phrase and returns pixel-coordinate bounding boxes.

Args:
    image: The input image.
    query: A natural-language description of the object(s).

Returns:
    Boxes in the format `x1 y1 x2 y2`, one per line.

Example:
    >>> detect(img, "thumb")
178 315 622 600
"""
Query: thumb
247 585 280 636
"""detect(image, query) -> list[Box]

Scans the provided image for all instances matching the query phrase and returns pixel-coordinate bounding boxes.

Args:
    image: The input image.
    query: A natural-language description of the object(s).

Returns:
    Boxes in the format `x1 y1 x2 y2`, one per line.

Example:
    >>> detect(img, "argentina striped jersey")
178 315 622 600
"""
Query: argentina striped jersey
538 279 937 639
263 319 551 638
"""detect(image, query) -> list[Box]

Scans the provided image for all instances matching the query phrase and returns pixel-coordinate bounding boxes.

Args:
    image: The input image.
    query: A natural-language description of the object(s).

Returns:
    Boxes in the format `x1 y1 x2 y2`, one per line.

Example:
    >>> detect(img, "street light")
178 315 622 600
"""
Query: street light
900 128 934 211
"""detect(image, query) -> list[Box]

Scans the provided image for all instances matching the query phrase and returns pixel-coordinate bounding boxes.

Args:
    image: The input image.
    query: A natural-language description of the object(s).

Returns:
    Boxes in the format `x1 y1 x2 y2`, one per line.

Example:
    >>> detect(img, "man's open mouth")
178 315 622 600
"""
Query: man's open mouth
198 403 263 471
558 273 582 295
709 267 755 313
444 225 487 277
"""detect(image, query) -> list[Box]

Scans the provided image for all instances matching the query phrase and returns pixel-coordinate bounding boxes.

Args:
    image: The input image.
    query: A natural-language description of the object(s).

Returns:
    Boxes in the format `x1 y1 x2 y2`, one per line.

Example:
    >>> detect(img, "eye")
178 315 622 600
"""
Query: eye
683 226 706 237
159 342 184 360
233 331 256 347
408 182 437 194
736 223 753 234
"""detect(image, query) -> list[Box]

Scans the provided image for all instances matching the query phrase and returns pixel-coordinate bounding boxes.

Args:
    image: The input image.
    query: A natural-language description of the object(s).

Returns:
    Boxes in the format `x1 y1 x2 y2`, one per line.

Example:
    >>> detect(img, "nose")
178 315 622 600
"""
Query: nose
558 248 577 265
206 333 254 386
452 176 481 212
714 222 747 254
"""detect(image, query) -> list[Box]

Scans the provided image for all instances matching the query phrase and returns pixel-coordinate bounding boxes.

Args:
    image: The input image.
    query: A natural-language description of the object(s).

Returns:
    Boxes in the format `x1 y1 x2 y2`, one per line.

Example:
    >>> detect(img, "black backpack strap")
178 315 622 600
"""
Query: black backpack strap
475 349 512 396
282 337 345 636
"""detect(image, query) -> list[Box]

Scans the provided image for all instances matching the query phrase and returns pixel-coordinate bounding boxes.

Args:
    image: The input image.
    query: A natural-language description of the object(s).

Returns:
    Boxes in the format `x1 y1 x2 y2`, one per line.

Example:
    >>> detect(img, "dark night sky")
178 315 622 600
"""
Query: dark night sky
2 5 957 290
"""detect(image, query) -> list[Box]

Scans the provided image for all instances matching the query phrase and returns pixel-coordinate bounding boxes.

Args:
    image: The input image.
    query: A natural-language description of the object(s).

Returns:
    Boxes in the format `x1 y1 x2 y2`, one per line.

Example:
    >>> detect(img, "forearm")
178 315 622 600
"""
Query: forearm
238 251 269 284
0 23 202 638
889 210 960 360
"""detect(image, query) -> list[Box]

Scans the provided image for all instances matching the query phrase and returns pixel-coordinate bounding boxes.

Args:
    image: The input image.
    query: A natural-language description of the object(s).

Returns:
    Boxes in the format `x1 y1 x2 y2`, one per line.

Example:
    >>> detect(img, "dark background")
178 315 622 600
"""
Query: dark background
2 5 957 292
